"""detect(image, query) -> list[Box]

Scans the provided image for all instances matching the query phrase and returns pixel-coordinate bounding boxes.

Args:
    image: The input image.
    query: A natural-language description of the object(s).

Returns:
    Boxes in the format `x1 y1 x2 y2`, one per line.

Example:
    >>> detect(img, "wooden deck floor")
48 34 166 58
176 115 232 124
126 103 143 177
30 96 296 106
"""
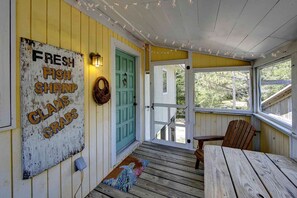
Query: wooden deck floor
87 141 204 198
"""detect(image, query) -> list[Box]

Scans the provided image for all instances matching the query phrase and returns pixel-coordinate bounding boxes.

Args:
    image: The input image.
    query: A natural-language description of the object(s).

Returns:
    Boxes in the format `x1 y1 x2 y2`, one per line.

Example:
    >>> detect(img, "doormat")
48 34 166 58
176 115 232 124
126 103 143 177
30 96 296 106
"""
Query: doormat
102 156 149 192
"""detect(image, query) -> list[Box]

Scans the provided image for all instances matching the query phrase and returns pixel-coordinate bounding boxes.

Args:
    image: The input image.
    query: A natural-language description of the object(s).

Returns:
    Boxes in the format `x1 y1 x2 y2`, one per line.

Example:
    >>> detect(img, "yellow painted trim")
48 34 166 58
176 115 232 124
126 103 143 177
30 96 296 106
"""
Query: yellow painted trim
192 53 250 68
151 46 188 61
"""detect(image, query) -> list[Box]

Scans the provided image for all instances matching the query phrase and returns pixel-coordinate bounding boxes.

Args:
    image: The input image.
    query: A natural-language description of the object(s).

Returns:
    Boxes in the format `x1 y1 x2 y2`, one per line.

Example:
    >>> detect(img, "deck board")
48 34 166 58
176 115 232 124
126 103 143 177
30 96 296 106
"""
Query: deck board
139 143 196 159
128 185 167 198
86 190 111 198
131 153 203 174
143 166 204 189
142 141 195 154
139 172 204 197
135 178 198 198
87 142 204 198
133 149 196 167
136 147 197 163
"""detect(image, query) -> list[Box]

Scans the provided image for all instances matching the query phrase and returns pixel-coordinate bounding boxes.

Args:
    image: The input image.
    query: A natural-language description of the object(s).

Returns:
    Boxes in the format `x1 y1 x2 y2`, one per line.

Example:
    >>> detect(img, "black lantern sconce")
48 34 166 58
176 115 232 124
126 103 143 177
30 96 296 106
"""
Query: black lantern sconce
90 53 103 67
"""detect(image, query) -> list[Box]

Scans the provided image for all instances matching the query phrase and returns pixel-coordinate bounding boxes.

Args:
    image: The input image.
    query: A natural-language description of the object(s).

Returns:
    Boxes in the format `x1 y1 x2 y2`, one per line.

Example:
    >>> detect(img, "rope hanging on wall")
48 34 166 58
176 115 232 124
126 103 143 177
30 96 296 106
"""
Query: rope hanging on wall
93 76 111 105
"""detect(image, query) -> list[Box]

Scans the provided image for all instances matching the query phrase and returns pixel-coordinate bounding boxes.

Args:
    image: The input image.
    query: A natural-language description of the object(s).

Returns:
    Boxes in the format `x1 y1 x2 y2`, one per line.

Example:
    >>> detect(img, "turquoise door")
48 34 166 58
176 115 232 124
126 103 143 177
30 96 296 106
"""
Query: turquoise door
116 49 136 154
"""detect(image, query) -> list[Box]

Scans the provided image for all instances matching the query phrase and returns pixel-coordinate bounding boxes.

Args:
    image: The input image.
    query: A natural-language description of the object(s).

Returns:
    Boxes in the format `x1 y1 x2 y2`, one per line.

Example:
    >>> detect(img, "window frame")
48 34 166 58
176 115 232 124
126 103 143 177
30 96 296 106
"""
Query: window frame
193 66 253 115
162 69 168 94
0 0 16 132
255 57 292 131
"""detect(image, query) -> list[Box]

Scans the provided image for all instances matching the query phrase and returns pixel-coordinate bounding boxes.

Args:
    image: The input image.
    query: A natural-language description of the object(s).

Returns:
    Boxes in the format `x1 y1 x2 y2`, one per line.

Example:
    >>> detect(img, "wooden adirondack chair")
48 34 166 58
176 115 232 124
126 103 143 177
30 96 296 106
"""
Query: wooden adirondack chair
194 120 256 169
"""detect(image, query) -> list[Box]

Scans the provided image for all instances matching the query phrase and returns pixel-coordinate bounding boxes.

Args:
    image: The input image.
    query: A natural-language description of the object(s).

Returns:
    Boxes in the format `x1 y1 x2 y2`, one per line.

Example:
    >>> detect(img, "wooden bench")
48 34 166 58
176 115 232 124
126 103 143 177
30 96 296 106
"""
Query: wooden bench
204 145 297 198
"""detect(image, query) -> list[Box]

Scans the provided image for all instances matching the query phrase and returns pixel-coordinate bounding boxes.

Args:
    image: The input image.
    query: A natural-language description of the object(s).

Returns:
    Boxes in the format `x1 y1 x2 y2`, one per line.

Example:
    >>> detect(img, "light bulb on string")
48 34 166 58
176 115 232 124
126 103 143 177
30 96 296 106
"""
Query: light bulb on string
157 1 161 7
146 3 149 9
172 0 176 8
164 38 167 43
189 0 193 4
155 36 159 40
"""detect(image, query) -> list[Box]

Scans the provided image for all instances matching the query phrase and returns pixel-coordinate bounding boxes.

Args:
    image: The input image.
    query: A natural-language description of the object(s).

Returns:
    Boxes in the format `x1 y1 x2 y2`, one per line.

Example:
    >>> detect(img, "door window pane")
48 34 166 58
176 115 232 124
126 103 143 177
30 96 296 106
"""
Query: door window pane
154 64 185 105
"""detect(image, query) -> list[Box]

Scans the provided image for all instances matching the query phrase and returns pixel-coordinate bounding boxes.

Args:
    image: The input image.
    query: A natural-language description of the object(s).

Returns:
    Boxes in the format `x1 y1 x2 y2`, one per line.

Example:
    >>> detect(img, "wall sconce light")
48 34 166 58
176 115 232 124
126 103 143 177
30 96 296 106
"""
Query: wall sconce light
90 53 103 67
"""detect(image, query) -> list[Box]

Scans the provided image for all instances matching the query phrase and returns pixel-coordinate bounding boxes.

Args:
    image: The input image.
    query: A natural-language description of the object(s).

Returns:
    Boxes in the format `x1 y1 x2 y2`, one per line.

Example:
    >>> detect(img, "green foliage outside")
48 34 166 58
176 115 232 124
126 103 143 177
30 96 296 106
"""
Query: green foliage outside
260 59 291 102
175 67 186 119
194 70 250 110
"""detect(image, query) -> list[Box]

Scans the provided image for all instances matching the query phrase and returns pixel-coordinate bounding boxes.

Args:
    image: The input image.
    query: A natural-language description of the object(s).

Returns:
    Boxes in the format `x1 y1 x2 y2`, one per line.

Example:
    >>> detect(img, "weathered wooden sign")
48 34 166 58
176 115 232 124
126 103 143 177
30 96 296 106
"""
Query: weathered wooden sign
20 38 84 179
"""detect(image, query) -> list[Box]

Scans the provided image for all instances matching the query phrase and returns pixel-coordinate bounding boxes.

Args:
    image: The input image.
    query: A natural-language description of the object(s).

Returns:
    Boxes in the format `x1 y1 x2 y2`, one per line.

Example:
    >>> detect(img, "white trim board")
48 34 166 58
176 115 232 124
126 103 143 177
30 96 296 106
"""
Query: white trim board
193 65 251 72
151 59 189 66
290 52 297 157
0 0 16 132
110 38 144 167
64 0 144 49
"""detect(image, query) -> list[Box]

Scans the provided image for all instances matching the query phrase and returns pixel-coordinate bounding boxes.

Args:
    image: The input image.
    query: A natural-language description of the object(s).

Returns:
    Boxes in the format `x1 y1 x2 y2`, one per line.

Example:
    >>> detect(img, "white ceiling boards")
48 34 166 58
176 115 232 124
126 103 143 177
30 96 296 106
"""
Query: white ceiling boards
77 0 297 60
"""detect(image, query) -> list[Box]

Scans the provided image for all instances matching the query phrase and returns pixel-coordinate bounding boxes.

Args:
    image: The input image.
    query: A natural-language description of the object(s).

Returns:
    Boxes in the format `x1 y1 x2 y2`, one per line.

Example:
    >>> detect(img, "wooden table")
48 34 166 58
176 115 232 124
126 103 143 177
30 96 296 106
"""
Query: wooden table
204 145 297 198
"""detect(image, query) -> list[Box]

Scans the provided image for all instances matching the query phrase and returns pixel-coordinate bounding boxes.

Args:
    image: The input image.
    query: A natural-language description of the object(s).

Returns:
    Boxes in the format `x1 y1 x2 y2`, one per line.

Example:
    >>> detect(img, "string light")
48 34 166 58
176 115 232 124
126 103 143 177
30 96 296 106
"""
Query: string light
157 1 161 7
172 0 176 8
77 0 265 60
